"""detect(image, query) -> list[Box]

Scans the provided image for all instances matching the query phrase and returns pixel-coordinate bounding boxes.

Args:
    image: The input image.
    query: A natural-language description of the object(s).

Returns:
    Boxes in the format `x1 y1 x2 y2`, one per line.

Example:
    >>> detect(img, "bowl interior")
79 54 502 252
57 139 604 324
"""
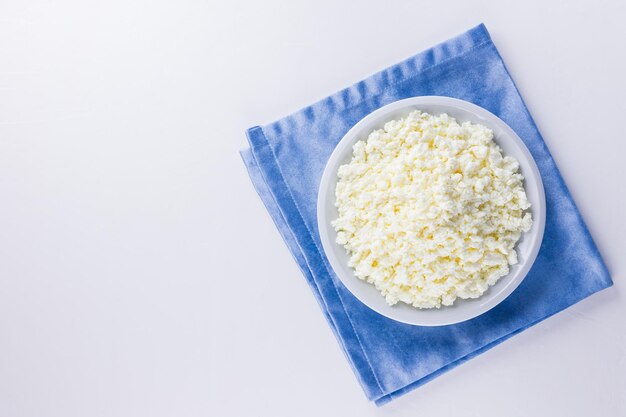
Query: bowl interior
317 96 546 326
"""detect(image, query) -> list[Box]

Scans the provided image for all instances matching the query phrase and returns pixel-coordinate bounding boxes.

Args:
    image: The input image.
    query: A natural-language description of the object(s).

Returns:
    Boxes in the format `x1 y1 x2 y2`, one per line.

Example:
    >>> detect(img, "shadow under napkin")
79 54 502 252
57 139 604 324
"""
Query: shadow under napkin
240 23 612 405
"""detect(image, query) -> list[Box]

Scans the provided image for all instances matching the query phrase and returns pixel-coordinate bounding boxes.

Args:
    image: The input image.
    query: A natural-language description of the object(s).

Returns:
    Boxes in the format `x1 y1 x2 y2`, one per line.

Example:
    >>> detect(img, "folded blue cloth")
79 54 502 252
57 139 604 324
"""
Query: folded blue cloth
240 23 612 405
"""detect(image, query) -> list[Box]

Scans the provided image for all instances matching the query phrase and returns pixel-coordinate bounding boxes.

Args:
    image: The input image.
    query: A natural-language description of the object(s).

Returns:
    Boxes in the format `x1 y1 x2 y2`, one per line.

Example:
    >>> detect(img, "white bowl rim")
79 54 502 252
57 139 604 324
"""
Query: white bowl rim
317 96 546 326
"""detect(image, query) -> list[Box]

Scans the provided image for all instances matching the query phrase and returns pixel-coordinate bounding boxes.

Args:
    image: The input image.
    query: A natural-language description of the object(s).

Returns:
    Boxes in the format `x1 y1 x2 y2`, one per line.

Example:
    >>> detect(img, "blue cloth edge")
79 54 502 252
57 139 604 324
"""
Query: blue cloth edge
262 23 492 134
242 129 385 399
373 281 613 406
484 42 613 289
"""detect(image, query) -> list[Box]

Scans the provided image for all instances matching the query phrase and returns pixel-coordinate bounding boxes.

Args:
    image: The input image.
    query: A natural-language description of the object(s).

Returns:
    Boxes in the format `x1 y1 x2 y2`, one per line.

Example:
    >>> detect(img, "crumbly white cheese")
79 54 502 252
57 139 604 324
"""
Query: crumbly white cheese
332 111 532 309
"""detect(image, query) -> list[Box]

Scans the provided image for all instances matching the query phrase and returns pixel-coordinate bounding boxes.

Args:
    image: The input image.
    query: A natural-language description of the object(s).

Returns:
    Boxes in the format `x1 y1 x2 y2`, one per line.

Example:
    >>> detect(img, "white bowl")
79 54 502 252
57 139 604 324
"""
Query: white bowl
317 96 546 326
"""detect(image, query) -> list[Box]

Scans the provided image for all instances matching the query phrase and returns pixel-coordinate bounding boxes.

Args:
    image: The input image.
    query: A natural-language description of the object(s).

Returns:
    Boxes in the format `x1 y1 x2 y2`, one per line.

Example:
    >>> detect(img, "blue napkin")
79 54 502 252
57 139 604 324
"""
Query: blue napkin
240 24 612 405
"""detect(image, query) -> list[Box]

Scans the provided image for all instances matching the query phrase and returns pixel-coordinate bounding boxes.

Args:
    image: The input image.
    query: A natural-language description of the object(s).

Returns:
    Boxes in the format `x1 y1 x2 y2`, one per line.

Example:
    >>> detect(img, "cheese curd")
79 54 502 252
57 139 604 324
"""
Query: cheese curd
332 111 532 309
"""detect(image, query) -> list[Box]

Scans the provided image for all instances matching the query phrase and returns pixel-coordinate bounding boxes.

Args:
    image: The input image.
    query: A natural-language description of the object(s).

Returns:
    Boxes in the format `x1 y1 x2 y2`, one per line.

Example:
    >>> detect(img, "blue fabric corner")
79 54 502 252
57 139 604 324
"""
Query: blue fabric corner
240 23 613 405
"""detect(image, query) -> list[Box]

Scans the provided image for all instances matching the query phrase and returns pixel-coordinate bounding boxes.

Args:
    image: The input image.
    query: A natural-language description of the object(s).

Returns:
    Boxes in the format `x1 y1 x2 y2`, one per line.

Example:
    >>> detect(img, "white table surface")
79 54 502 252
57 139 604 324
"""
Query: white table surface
1 1 625 416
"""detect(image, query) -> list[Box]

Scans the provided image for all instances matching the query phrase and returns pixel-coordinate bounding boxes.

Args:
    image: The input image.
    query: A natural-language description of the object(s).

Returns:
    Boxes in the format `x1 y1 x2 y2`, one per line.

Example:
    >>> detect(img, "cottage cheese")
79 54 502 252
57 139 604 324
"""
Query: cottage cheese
332 111 532 309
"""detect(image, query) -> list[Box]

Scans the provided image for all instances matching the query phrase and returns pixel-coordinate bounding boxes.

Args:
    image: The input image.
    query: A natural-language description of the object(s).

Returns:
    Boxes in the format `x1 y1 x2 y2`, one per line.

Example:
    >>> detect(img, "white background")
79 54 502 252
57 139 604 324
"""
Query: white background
1 1 625 416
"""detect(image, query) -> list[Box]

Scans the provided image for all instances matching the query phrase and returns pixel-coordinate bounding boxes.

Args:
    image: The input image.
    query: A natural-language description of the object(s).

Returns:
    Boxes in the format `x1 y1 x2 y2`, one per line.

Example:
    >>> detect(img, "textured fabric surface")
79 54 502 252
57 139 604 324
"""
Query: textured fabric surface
240 24 612 405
